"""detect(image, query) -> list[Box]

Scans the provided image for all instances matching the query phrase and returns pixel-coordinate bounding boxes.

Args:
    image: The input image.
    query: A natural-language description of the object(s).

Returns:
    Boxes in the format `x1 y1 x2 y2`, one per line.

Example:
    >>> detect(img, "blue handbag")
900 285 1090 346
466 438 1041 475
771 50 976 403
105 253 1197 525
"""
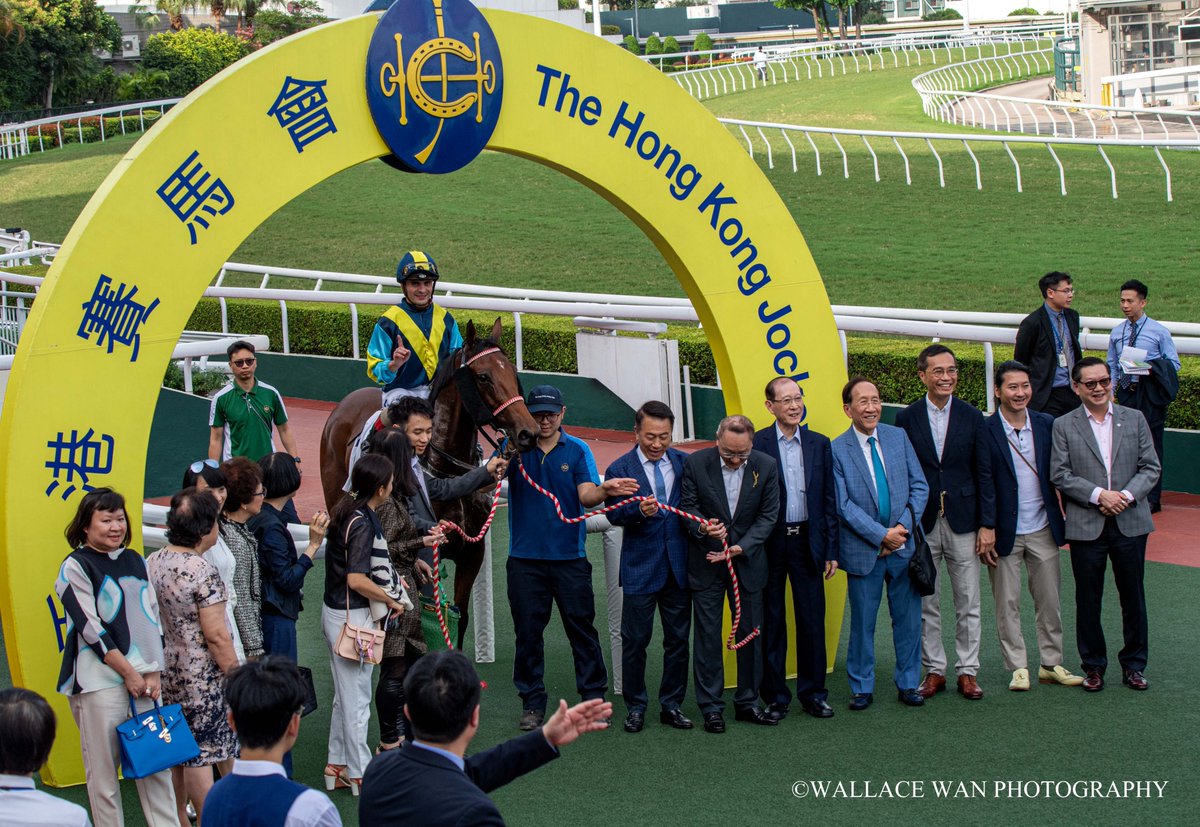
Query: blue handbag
116 696 200 779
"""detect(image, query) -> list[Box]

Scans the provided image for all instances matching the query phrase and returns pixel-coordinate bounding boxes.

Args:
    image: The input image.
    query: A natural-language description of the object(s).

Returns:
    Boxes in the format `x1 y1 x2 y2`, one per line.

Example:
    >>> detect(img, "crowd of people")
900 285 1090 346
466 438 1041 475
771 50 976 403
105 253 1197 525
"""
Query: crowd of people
12 265 1176 826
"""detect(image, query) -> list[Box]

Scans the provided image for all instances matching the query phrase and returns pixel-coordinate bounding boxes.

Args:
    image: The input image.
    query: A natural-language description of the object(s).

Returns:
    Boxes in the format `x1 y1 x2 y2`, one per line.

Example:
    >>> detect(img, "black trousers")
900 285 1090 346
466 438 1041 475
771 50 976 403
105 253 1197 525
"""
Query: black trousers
621 571 691 714
507 556 608 712
1042 385 1081 418
692 571 764 715
375 652 420 744
760 524 828 707
1069 518 1148 674
1117 384 1167 508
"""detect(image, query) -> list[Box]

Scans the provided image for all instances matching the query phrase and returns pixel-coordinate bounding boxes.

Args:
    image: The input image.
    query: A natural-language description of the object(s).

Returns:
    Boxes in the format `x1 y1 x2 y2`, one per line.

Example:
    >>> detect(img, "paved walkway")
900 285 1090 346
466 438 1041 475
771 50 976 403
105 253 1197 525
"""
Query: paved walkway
282 397 1199 567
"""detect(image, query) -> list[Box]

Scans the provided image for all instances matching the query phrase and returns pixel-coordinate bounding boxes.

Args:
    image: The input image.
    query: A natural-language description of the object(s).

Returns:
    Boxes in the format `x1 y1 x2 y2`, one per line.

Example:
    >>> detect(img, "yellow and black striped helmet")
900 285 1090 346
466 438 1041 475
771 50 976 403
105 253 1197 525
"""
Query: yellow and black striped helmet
395 250 440 283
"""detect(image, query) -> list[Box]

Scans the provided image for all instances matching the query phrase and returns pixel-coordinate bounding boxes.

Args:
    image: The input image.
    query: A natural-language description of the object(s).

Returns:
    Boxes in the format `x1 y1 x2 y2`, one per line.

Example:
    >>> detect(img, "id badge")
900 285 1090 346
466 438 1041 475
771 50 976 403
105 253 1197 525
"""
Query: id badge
1058 352 1068 368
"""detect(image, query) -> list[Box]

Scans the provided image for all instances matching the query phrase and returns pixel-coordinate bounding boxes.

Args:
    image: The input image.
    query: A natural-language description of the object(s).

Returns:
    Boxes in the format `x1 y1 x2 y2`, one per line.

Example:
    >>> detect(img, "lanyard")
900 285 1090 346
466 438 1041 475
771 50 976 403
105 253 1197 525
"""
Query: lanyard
1046 307 1067 353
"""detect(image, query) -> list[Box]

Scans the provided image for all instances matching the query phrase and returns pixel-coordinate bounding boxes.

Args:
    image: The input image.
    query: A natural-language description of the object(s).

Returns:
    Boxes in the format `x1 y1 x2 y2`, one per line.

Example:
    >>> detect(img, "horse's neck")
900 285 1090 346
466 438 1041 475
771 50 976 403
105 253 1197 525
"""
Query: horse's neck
431 385 476 469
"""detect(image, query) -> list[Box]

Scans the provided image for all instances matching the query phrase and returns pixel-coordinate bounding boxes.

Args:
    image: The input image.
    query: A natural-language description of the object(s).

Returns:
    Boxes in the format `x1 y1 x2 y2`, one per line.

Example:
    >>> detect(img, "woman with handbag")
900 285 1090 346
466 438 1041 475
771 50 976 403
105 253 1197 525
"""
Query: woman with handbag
182 459 246 664
363 429 444 753
250 453 329 661
55 488 179 827
146 488 239 827
322 453 404 796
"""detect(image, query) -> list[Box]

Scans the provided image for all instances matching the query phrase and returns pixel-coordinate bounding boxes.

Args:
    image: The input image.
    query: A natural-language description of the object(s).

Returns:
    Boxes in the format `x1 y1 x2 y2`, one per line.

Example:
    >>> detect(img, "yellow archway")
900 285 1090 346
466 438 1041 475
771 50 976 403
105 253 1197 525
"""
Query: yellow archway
0 7 846 784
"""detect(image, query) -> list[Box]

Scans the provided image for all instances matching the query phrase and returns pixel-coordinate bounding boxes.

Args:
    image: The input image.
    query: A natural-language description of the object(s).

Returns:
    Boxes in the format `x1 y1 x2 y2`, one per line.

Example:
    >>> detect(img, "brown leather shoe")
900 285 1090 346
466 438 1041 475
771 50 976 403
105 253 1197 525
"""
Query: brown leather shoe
956 675 983 700
1082 670 1104 692
917 672 946 698
1122 669 1149 691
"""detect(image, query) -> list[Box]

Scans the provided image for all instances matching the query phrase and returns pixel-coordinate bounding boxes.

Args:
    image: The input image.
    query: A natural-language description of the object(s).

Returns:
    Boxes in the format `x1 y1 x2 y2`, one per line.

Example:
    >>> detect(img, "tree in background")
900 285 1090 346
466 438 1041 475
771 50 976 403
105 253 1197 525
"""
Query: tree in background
143 26 252 96
922 8 962 20
859 1 887 25
775 0 826 42
663 34 679 54
252 0 327 46
1 0 120 112
644 33 662 54
623 33 639 54
155 0 187 30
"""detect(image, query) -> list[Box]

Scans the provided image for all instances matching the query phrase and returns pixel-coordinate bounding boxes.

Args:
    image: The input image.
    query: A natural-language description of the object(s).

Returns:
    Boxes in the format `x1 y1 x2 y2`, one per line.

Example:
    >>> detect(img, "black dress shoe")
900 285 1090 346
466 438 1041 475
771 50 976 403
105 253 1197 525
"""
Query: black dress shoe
1122 669 1149 690
1083 669 1105 692
803 699 835 719
659 709 694 730
623 711 644 733
1150 503 1162 514
702 712 725 734
766 702 790 720
848 693 873 711
734 707 779 726
897 688 925 707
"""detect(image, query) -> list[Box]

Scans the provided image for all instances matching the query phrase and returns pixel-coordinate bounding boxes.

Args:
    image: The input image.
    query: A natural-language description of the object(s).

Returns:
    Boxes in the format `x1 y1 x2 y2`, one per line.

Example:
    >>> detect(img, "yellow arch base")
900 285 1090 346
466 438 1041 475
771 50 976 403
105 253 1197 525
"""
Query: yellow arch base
0 11 846 785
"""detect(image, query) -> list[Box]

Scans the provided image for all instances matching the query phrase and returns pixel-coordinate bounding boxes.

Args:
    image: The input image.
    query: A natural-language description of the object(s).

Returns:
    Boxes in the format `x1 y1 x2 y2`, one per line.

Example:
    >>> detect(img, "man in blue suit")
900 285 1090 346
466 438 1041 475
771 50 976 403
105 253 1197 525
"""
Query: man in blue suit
605 401 694 733
753 378 839 720
981 361 1084 692
831 377 930 710
359 651 611 826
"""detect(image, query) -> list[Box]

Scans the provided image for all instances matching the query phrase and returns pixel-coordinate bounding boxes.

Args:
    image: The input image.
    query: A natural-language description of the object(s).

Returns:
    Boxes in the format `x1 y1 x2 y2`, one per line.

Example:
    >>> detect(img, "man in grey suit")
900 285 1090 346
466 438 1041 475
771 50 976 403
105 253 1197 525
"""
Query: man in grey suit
831 378 930 711
1051 356 1160 692
680 415 780 733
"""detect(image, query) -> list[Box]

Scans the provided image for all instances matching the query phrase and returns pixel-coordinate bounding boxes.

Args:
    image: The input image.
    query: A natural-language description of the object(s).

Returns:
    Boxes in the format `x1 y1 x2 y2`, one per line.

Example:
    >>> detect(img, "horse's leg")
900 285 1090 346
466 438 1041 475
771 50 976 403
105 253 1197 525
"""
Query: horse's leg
452 539 485 652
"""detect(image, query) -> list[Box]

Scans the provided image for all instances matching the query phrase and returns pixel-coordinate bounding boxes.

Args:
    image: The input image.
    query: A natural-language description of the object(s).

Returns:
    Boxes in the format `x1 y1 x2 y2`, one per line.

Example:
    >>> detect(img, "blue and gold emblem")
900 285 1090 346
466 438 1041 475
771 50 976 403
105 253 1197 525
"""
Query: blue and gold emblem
366 0 503 174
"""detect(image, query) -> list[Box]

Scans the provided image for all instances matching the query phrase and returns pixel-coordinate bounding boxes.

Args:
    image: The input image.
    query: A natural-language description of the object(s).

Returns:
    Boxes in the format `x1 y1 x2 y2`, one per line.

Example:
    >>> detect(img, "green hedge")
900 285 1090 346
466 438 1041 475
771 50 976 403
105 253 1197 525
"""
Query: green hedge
183 298 1199 429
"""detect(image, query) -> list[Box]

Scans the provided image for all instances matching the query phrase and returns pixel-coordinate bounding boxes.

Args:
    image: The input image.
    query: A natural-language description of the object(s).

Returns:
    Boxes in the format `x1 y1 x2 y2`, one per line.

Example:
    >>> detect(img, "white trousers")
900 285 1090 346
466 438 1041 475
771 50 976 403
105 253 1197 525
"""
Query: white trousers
322 604 376 778
987 525 1066 671
920 517 982 677
587 515 623 694
68 684 178 827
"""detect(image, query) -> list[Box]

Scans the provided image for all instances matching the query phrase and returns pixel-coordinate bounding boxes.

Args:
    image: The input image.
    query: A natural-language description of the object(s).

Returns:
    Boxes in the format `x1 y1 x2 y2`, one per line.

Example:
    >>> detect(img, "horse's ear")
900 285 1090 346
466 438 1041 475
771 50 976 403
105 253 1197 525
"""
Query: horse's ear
490 317 502 343
464 319 476 345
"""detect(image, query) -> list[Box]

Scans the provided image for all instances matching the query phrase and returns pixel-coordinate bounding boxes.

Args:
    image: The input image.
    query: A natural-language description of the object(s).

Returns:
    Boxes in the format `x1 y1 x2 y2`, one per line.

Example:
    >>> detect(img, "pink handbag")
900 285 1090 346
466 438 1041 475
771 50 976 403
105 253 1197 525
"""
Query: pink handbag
333 515 385 665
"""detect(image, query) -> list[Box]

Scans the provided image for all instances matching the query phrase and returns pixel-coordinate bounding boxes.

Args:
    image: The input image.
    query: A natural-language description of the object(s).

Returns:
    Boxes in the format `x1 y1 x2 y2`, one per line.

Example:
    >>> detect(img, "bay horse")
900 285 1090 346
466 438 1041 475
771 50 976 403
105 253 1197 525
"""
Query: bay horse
319 318 537 648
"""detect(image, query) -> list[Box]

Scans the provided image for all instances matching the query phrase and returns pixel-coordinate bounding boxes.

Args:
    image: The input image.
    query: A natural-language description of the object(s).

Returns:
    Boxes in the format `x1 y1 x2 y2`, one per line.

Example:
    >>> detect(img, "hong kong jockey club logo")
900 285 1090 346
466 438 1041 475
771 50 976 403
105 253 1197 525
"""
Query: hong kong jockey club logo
366 0 503 174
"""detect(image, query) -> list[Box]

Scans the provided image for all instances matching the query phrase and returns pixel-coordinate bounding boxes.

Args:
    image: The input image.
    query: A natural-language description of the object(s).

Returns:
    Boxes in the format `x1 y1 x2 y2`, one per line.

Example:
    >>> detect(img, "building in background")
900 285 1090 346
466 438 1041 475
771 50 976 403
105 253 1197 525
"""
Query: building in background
1077 1 1200 105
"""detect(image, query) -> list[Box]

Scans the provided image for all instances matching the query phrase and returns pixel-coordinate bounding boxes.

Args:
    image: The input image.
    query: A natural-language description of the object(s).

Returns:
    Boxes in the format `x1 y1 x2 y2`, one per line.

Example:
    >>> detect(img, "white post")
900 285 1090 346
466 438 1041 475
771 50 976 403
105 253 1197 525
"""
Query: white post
471 534 496 663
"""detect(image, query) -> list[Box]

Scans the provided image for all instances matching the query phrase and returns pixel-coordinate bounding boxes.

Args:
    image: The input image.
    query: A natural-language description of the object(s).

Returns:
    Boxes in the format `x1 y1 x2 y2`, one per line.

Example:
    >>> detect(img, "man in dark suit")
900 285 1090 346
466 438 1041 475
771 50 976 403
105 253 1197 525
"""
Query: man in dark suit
1051 357 1161 692
753 378 839 721
359 651 611 826
1014 271 1083 417
680 415 780 733
831 378 930 710
605 401 693 734
895 345 995 701
981 361 1083 692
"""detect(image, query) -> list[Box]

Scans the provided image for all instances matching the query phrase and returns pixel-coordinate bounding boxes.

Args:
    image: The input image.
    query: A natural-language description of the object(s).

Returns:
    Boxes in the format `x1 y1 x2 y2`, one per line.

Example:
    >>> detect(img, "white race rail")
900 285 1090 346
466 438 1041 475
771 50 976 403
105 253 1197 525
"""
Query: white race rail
0 99 181 160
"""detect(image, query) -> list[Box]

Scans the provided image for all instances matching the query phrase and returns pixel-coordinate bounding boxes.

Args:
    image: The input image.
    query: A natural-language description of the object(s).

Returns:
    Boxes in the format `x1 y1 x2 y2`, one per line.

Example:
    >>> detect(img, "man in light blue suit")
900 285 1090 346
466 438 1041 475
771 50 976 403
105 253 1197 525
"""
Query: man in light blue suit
831 378 930 711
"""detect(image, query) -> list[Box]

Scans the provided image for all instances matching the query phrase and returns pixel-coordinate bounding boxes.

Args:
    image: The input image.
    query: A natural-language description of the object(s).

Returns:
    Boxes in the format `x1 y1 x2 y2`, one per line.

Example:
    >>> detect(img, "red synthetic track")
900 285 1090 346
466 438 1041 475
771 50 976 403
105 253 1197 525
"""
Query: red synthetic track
238 398 1200 569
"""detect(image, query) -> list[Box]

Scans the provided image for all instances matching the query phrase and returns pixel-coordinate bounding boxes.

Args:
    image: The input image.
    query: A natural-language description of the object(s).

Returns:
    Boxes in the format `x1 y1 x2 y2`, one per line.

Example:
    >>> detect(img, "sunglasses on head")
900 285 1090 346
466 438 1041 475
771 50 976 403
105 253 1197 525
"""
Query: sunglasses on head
231 357 256 367
190 458 219 474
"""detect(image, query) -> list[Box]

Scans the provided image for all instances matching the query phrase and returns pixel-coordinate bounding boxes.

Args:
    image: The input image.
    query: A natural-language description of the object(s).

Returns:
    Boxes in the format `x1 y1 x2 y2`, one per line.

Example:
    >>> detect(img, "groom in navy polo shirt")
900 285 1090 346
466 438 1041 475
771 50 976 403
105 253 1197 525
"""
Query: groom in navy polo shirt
505 385 639 732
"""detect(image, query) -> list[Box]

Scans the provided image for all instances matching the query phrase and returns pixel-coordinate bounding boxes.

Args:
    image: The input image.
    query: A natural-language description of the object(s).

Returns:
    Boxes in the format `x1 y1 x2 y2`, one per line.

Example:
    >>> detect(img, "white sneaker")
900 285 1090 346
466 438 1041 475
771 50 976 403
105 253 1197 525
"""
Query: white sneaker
1009 668 1031 691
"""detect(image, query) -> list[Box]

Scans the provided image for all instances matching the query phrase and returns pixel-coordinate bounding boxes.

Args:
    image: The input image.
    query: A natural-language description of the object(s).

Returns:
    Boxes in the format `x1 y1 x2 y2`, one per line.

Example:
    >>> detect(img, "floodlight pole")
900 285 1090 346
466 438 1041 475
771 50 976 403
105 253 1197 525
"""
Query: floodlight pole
593 0 601 37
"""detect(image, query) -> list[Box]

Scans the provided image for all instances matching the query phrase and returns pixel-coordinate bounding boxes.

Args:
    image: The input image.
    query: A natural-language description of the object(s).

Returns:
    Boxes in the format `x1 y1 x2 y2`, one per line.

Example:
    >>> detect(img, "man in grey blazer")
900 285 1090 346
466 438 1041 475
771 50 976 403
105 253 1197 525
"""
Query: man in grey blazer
680 415 780 733
1050 357 1161 693
831 378 930 710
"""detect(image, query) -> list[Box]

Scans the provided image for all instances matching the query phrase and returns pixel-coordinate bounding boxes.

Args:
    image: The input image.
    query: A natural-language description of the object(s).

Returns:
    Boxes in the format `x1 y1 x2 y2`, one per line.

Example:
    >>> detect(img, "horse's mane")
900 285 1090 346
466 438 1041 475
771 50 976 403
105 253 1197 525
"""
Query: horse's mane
427 336 503 403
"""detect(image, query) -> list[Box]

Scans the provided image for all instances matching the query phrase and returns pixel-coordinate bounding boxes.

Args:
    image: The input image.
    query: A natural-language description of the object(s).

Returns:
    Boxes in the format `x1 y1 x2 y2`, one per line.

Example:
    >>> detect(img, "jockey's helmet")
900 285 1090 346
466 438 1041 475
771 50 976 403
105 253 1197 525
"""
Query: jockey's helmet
396 251 440 283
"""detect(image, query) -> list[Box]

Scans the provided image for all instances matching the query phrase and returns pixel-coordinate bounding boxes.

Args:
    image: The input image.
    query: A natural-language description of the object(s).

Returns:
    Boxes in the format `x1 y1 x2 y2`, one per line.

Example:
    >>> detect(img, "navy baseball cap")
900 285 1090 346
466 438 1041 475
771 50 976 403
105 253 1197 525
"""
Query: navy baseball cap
526 385 565 414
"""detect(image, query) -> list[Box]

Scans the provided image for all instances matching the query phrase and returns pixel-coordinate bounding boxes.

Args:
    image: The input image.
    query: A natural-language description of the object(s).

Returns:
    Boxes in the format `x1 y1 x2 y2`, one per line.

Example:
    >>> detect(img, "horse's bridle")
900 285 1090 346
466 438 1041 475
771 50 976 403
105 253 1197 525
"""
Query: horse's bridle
427 345 522 474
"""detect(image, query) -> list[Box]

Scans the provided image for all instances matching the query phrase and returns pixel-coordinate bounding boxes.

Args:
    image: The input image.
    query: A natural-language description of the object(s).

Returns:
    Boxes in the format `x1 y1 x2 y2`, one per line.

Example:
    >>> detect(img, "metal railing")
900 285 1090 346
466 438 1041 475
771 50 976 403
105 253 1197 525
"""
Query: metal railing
718 116 1199 201
913 51 1200 140
0 99 181 160
666 30 1057 102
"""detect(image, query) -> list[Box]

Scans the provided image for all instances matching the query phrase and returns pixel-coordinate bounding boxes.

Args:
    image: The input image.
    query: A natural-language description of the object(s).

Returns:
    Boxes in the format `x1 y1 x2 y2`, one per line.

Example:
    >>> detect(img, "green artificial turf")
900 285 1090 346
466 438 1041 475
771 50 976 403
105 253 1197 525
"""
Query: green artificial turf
7 518 1198 825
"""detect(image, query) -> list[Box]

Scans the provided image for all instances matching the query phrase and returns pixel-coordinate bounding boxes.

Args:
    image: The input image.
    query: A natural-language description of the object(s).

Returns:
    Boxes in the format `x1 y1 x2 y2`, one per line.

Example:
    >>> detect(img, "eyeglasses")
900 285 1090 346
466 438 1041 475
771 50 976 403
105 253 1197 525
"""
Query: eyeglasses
1050 287 1076 295
770 395 804 406
532 411 561 421
1078 377 1111 391
231 357 256 367
924 367 958 378
189 459 219 473
718 450 751 461
252 489 266 498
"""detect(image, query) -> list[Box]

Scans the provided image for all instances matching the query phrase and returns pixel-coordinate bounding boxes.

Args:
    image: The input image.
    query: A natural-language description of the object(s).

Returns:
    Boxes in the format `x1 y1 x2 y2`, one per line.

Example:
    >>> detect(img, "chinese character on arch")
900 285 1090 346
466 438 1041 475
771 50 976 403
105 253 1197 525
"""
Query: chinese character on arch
156 150 235 245
267 76 338 153
45 428 115 500
77 274 160 362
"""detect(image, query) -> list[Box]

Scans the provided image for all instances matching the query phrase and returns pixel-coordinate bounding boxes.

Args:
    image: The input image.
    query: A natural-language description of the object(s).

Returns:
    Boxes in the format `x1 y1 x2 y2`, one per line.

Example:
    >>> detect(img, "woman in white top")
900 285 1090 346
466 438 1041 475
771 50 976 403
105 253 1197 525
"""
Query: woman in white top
182 460 245 663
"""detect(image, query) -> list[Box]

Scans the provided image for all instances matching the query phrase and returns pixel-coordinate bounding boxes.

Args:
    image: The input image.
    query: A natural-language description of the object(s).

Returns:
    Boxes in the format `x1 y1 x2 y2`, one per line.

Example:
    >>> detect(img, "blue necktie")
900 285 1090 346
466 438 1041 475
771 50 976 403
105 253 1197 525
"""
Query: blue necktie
652 460 668 502
868 436 891 525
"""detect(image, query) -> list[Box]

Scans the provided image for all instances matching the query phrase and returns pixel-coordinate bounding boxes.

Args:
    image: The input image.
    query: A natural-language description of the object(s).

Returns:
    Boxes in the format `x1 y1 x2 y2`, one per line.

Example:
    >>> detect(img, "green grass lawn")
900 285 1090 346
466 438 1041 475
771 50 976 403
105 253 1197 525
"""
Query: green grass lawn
9 520 1199 825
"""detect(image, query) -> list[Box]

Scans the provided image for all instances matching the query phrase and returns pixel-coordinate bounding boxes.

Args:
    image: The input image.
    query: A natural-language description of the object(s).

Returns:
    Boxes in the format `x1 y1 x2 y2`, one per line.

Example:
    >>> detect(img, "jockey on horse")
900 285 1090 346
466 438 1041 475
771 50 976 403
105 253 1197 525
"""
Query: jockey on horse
348 251 464 477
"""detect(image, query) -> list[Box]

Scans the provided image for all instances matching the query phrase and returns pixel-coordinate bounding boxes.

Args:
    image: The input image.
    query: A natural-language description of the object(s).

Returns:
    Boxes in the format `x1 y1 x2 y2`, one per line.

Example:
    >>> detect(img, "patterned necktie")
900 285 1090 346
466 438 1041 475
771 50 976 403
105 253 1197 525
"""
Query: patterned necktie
868 436 891 525
1057 313 1074 372
652 460 667 502
1118 320 1139 391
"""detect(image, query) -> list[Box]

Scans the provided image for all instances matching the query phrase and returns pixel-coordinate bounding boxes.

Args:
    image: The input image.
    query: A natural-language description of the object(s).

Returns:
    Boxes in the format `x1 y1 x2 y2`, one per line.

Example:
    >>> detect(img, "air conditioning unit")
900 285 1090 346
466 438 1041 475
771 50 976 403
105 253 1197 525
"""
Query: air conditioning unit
122 35 141 58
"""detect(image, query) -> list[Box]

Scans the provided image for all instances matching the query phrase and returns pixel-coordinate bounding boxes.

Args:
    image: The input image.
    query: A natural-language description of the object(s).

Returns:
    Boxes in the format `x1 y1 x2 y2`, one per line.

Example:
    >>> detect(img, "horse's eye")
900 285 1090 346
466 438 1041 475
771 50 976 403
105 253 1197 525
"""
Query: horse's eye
478 372 492 384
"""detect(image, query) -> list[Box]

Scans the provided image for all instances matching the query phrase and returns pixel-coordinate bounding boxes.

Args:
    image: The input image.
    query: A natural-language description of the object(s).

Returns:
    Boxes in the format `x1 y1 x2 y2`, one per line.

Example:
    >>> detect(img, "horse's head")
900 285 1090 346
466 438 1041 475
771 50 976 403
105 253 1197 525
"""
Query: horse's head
449 319 537 453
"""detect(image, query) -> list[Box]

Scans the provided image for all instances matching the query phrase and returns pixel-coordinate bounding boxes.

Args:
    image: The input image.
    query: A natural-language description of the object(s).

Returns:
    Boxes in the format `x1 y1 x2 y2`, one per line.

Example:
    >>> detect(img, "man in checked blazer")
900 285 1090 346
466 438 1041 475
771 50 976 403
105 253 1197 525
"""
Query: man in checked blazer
680 415 780 733
605 401 693 734
1051 356 1161 693
832 378 930 711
